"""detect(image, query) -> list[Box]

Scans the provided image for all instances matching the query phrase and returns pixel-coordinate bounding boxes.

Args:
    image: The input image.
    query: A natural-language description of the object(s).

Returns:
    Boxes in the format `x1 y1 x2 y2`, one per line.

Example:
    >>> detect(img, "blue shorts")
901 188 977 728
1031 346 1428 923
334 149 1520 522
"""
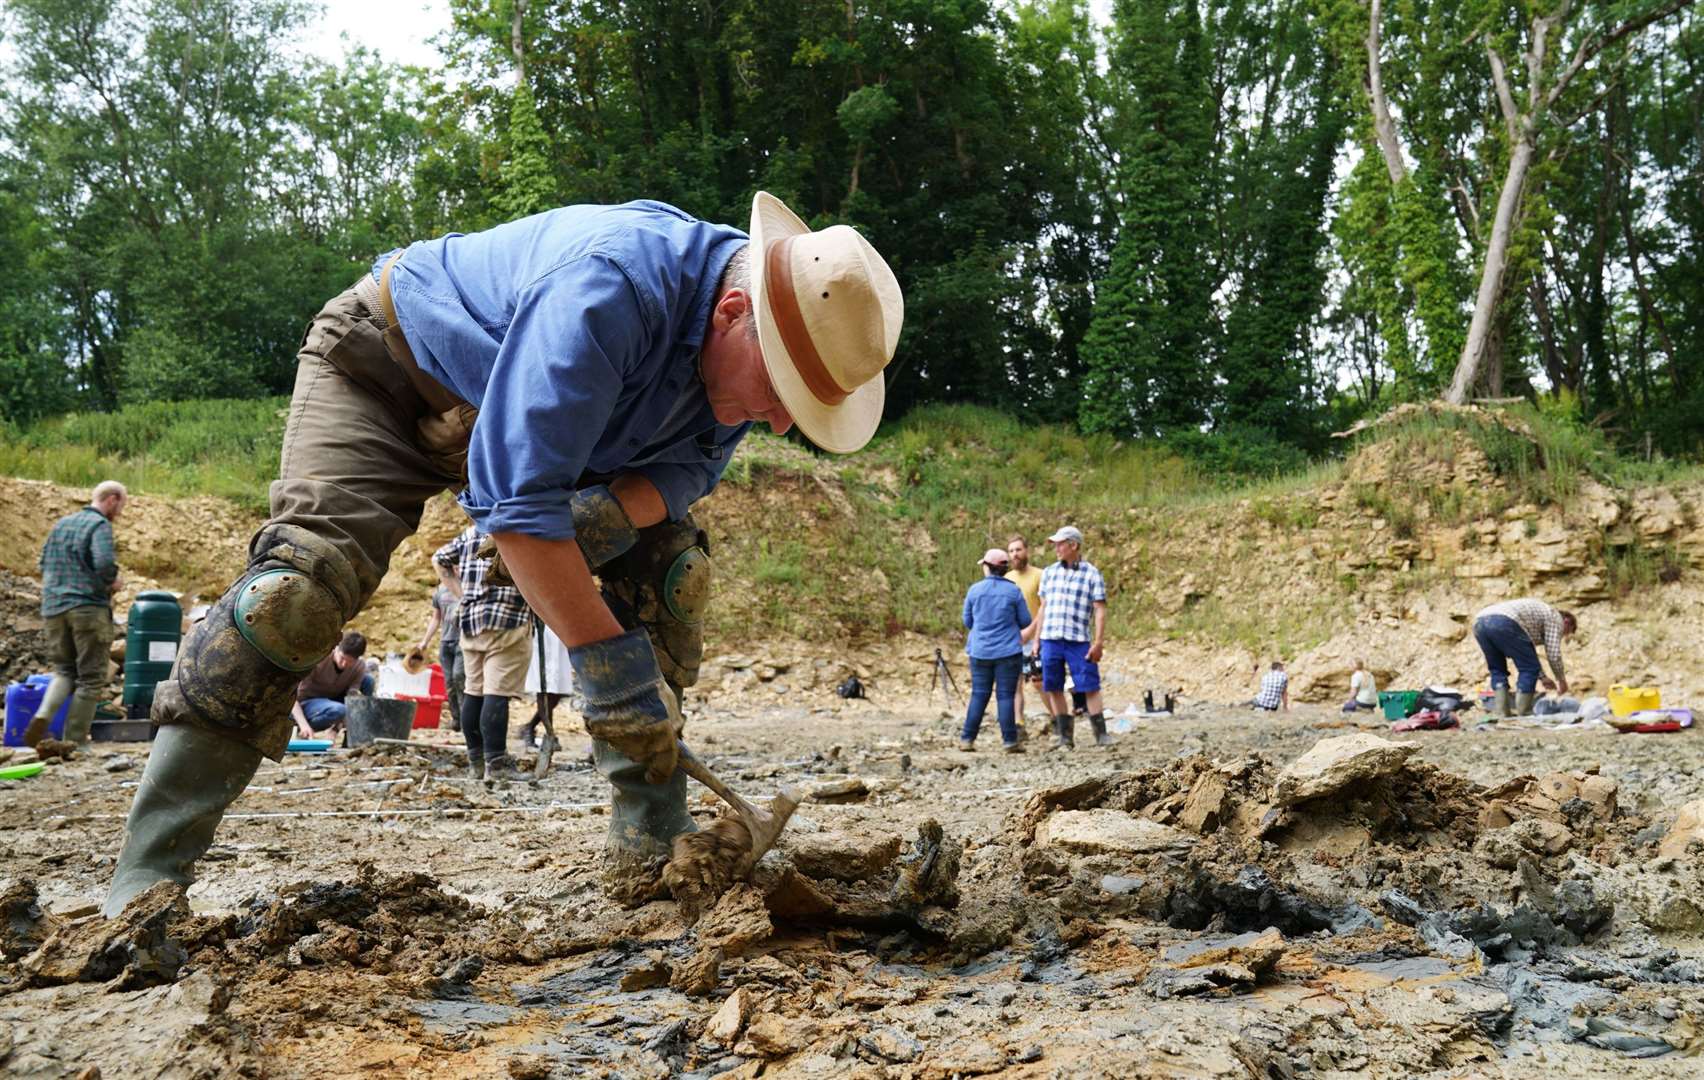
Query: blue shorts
1039 639 1100 694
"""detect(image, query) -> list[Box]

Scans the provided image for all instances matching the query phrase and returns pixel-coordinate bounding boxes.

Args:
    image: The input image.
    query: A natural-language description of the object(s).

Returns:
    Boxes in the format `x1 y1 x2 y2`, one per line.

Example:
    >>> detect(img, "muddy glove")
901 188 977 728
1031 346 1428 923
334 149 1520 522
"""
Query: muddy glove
477 484 637 587
569 628 683 784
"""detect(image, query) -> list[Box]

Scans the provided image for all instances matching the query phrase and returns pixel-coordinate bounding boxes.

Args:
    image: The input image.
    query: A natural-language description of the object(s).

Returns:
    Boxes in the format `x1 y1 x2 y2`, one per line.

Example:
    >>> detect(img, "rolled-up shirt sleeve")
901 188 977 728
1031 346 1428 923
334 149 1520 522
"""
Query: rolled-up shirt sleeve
458 256 650 539
635 423 750 522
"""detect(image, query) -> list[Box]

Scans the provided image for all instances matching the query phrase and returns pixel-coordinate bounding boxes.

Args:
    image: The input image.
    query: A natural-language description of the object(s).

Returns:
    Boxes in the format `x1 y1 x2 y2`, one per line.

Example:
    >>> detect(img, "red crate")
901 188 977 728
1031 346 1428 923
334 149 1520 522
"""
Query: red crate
392 663 449 729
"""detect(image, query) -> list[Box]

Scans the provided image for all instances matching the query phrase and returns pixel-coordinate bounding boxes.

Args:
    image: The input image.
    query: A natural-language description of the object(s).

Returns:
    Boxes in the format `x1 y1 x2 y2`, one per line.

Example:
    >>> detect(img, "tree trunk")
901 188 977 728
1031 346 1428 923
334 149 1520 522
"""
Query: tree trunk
1364 0 1407 185
1445 135 1533 404
511 0 527 81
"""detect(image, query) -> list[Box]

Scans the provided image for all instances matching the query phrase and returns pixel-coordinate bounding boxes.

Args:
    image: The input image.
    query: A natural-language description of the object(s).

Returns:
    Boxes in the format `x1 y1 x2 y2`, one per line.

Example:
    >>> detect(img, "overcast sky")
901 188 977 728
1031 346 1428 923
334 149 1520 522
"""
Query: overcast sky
312 0 452 68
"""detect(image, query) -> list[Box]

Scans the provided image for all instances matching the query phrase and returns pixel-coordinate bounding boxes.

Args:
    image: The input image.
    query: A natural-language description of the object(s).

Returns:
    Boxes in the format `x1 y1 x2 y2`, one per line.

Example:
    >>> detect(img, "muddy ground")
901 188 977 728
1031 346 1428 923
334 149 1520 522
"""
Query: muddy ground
3 692 1704 1079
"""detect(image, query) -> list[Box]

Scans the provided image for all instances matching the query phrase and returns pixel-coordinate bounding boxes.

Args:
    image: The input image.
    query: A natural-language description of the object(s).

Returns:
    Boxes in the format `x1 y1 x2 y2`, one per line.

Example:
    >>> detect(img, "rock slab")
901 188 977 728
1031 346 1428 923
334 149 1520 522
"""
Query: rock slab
1036 811 1195 856
1273 734 1417 807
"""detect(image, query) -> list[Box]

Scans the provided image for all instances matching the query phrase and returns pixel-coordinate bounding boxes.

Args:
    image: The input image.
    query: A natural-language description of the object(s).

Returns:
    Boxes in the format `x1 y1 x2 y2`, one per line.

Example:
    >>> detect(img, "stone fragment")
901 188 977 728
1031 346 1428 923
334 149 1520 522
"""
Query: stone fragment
1178 772 1229 834
809 778 869 804
669 946 723 997
1035 811 1195 856
1272 734 1417 807
1576 776 1617 817
1173 929 1285 978
738 1014 817 1059
1658 799 1704 860
919 1039 1006 1079
695 885 772 958
859 1026 924 1063
785 830 903 882
1511 818 1573 856
618 951 673 992
705 987 753 1046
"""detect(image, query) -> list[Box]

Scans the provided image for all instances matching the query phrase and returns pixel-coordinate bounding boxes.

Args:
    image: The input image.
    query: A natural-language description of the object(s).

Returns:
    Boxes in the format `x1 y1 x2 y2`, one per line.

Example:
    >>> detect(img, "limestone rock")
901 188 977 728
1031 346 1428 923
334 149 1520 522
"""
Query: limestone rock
1178 772 1229 834
1272 734 1417 807
1035 811 1196 856
809 777 869 804
705 987 753 1047
1659 799 1704 860
1173 929 1286 979
738 1013 817 1059
695 885 772 958
785 830 903 882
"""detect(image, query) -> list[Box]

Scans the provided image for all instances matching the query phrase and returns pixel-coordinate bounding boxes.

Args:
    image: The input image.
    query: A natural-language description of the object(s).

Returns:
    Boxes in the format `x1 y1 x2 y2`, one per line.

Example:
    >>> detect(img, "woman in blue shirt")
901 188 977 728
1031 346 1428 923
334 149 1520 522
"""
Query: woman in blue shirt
961 549 1032 752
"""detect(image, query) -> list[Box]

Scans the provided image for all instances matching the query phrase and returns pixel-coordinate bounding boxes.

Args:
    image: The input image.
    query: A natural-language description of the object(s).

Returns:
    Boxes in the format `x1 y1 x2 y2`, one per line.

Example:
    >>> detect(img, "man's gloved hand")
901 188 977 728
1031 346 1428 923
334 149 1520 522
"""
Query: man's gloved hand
569 628 682 784
475 484 637 588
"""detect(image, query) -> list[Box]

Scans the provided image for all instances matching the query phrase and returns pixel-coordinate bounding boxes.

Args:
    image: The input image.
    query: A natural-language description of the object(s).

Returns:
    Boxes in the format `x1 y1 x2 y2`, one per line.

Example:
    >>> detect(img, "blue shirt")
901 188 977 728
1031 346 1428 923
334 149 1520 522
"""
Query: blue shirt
377 201 752 540
962 576 1030 660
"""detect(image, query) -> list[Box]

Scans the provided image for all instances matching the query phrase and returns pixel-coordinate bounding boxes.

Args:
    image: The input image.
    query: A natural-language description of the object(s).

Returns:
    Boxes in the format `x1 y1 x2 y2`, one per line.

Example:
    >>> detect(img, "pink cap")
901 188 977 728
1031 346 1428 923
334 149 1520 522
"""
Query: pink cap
979 548 1010 568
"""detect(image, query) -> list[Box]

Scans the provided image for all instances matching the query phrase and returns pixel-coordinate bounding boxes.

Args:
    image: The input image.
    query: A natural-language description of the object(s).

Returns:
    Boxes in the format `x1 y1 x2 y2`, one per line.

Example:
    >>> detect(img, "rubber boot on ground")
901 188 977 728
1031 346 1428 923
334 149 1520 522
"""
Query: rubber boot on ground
461 693 486 778
1515 691 1536 717
1089 712 1112 747
103 724 262 917
595 738 696 906
478 696 530 781
62 690 100 743
21 675 73 747
1050 714 1074 751
1492 686 1511 718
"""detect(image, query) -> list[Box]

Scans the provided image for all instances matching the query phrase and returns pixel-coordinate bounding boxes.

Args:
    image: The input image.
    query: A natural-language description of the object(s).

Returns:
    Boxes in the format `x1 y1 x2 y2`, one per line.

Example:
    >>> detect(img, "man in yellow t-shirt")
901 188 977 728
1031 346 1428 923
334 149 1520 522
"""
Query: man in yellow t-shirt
1006 535 1044 727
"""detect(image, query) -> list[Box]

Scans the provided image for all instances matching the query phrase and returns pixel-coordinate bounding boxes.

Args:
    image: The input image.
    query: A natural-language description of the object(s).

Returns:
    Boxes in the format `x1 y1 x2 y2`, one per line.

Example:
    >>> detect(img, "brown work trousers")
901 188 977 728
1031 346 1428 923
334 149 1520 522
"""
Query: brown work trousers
33 605 114 742
243 280 474 756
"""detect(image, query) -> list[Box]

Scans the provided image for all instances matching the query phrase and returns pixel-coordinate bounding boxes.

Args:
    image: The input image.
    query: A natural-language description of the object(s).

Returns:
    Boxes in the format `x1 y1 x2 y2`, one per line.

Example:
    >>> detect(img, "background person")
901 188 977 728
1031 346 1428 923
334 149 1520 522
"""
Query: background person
419 575 464 732
291 631 372 739
25 481 127 746
959 548 1030 753
1025 525 1110 749
1252 660 1290 711
1005 535 1043 736
1472 597 1575 717
1344 659 1379 713
436 525 533 781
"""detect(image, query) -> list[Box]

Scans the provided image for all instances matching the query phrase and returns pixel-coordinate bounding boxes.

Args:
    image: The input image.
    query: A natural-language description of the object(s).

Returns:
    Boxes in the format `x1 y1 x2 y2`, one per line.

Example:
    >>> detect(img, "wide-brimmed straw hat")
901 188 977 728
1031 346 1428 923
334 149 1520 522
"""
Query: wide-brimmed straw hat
749 192 903 454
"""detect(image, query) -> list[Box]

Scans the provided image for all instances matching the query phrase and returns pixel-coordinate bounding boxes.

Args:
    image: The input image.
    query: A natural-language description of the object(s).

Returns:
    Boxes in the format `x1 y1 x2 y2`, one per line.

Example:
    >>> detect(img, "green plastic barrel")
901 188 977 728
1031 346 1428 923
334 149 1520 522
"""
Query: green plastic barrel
123 591 183 719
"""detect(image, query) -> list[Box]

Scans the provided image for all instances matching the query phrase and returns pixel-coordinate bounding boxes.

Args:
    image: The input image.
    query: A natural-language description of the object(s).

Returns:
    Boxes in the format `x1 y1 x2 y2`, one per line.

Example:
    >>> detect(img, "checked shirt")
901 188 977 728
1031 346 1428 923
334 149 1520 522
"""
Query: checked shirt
433 526 530 638
1477 598 1567 681
39 507 118 617
1038 558 1107 643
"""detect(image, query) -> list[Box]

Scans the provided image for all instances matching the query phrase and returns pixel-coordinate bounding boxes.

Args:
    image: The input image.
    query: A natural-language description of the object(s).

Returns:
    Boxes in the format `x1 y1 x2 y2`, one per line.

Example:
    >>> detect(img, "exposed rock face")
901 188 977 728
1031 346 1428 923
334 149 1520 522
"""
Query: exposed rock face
1272 734 1418 807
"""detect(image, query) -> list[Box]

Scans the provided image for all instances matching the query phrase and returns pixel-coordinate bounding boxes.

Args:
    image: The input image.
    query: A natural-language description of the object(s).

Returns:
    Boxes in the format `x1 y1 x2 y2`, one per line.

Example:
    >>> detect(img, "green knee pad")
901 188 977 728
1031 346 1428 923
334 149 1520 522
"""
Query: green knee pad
156 558 348 759
599 514 711 690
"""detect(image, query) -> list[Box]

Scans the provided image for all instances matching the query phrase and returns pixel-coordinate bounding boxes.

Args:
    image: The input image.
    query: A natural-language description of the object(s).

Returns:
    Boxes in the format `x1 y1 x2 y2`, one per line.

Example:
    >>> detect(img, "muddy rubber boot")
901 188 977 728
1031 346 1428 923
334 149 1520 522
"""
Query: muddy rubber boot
21 675 73 747
1049 714 1074 751
1089 712 1112 747
62 691 100 743
461 693 486 778
1515 691 1537 717
1492 686 1511 718
958 738 975 752
483 755 532 783
103 724 262 917
595 738 696 906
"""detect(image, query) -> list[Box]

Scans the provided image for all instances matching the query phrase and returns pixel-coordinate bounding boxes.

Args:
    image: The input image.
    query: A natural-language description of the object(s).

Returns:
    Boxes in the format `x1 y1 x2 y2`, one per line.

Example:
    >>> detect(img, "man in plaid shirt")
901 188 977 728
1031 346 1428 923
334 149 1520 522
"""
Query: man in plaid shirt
25 481 127 746
1473 597 1576 717
435 525 534 780
1024 525 1109 749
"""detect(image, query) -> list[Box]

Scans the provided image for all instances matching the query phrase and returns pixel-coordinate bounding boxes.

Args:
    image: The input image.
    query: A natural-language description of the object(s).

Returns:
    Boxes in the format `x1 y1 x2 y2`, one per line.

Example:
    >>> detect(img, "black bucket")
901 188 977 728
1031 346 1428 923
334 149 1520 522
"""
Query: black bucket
344 695 415 747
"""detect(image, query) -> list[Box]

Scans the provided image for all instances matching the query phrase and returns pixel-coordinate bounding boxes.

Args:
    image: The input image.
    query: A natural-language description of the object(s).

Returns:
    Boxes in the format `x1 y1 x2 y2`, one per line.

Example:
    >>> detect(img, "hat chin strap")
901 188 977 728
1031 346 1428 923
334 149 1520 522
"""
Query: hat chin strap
765 237 850 406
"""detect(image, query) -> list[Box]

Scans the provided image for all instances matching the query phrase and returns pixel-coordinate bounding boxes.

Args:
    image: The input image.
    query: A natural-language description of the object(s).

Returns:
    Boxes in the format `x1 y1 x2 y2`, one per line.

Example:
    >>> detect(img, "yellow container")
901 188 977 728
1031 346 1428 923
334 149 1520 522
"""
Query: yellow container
1608 685 1661 717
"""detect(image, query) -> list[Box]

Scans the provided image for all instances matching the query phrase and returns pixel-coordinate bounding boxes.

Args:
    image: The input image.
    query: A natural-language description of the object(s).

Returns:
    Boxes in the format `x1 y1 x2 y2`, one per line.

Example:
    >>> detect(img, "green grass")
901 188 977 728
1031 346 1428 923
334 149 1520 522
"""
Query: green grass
0 397 286 512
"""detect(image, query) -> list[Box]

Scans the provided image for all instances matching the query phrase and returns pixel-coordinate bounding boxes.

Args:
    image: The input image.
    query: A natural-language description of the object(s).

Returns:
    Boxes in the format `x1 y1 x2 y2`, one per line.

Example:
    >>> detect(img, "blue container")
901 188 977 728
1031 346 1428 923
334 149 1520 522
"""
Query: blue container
4 675 73 746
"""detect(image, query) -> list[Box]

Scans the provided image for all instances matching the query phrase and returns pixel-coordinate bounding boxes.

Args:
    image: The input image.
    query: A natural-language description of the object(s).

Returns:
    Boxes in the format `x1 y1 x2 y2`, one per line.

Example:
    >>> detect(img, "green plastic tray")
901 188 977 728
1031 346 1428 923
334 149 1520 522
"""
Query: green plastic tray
0 761 45 781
